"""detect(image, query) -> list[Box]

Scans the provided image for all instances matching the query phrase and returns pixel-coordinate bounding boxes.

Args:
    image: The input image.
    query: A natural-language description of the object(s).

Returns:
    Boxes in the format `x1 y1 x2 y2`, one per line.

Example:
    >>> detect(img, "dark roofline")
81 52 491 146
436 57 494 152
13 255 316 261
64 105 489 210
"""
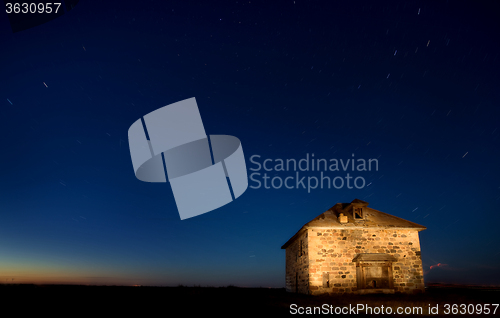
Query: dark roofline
280 227 307 249
280 199 426 250
368 207 427 231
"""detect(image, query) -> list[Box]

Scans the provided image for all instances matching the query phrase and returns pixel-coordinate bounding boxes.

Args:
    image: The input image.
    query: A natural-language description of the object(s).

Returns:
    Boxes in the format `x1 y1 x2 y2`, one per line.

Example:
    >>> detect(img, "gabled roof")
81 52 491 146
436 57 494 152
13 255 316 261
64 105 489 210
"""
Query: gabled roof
281 199 426 249
350 198 369 205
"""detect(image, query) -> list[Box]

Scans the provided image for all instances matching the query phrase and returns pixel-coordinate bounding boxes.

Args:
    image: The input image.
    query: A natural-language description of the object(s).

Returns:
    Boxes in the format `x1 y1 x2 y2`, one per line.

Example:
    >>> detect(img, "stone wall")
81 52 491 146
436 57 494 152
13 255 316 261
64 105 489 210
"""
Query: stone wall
306 228 424 295
285 230 309 293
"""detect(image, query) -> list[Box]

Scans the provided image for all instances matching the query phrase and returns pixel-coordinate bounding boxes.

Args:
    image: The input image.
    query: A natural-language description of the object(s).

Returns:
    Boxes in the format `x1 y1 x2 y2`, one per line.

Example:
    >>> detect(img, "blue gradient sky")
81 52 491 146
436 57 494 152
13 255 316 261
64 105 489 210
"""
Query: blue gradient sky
0 0 499 286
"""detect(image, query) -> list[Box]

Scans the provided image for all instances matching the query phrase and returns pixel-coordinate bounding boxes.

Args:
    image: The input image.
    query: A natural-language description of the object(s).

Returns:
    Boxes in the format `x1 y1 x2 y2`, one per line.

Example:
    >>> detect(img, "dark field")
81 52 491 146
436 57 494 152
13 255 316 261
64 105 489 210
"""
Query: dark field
1 284 498 316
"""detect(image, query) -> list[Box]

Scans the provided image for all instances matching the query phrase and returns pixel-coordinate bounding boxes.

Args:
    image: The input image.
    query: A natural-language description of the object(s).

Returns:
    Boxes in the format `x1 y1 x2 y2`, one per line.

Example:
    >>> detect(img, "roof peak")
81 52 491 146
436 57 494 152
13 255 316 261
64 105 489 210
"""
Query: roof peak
281 199 426 249
350 198 369 205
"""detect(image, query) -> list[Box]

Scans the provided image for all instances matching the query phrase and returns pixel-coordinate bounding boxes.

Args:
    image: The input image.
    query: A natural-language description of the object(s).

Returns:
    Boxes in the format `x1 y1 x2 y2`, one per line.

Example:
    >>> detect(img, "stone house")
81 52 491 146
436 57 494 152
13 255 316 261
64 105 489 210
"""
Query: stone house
281 199 426 295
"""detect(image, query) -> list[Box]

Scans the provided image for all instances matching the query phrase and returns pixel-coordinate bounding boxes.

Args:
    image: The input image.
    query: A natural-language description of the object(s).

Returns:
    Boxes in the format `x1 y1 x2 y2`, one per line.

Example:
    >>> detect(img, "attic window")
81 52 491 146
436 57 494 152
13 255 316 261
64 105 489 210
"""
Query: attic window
354 207 363 219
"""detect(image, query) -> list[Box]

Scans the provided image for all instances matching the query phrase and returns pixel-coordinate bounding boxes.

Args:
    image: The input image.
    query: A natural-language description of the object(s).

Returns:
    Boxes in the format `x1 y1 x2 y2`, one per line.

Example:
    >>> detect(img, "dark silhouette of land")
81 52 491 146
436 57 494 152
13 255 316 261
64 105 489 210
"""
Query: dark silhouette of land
1 283 498 316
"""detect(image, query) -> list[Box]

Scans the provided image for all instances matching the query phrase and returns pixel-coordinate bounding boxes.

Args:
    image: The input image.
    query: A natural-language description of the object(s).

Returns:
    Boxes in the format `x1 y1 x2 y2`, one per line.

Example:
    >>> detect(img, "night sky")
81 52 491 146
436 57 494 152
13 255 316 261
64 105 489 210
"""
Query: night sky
1 0 499 287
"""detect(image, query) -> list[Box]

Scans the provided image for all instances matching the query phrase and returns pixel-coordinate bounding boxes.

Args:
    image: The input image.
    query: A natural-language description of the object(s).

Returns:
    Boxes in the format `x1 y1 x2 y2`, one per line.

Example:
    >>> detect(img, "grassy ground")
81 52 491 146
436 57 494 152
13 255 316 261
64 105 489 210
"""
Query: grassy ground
1 284 498 316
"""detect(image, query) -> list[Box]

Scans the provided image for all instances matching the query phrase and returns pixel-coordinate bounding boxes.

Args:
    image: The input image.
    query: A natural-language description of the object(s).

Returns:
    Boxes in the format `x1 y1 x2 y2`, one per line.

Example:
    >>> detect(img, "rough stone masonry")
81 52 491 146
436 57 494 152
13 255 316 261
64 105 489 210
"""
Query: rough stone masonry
281 199 426 295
